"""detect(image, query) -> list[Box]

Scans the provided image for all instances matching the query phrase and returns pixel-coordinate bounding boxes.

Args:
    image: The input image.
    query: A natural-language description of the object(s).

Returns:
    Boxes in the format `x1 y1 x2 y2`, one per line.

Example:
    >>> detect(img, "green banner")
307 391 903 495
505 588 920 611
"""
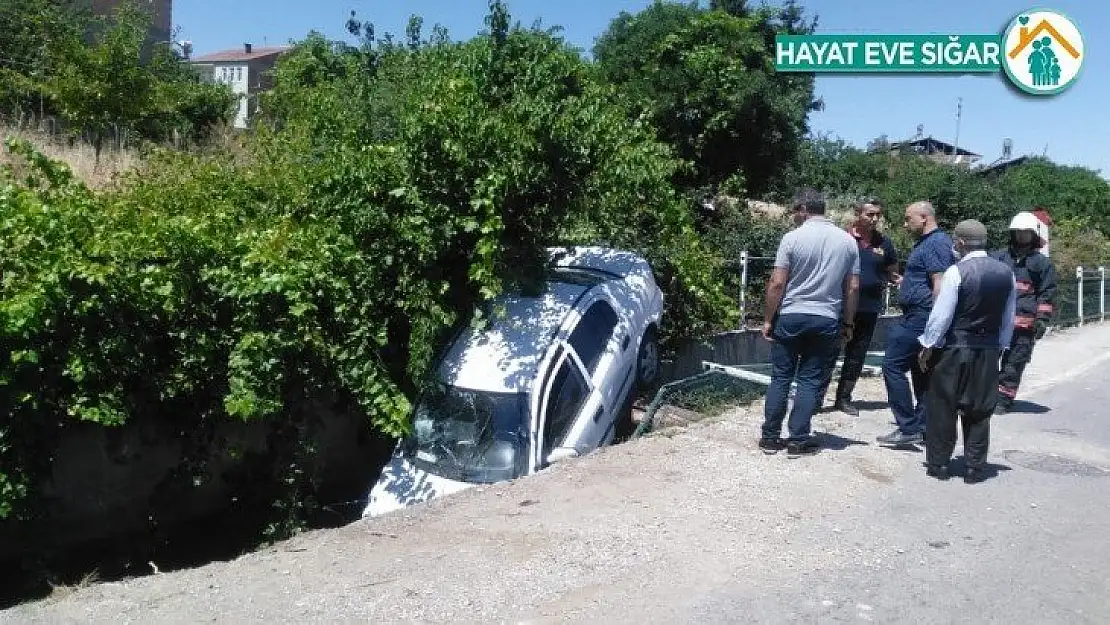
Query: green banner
775 34 1004 72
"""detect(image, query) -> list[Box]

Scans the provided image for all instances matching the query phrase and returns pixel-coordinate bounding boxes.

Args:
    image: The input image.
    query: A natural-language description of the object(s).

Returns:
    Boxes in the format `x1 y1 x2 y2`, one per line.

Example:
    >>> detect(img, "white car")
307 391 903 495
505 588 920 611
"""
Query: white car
363 246 664 517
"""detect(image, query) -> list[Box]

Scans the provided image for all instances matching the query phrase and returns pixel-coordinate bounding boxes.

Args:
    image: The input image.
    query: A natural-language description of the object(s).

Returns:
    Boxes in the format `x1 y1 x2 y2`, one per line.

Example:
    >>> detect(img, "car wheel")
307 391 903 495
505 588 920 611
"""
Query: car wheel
635 326 660 390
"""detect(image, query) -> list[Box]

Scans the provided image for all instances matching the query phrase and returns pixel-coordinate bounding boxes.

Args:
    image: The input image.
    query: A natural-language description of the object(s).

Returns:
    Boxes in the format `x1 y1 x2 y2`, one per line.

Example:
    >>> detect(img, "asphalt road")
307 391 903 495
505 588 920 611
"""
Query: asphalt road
663 361 1110 625
6 324 1110 624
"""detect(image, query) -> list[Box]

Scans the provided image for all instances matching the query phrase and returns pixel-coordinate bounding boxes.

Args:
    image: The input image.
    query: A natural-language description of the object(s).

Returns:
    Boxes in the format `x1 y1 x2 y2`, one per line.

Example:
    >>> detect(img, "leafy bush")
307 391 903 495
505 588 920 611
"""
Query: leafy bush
0 7 733 525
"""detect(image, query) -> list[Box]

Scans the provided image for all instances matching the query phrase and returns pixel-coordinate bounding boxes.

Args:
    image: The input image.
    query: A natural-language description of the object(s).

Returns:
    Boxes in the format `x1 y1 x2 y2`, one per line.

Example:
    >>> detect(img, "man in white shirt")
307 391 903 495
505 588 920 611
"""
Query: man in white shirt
916 220 1016 484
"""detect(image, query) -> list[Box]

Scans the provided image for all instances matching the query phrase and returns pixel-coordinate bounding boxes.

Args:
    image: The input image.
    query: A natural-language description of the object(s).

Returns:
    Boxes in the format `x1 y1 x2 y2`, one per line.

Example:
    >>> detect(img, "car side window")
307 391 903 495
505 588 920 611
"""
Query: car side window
542 358 588 457
567 300 620 375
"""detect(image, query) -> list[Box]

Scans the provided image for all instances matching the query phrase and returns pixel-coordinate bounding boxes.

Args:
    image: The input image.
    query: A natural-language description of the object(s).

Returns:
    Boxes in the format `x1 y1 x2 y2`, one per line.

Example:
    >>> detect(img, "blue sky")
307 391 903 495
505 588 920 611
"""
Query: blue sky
175 0 1109 177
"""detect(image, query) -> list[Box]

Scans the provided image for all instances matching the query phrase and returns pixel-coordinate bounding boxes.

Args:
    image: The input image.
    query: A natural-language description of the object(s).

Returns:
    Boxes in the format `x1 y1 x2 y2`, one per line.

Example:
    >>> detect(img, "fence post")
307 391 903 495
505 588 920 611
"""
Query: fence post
738 250 749 324
1100 266 1106 322
1076 266 1085 327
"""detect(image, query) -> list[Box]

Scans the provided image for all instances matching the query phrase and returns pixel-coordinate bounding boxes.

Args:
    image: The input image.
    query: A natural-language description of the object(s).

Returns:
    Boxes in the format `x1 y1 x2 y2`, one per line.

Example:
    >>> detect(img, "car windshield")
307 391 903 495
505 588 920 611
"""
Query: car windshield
548 266 614 287
402 383 530 484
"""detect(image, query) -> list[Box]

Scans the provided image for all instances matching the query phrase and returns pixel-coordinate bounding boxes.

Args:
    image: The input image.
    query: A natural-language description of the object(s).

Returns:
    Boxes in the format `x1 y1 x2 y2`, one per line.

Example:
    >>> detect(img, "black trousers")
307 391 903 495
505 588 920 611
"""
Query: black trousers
998 330 1036 407
819 311 879 403
925 345 1000 469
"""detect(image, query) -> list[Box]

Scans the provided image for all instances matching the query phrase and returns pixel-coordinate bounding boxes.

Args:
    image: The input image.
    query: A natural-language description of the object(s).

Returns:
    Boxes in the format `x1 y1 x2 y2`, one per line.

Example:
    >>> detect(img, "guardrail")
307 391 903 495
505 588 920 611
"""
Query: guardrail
1071 265 1106 327
737 251 1108 330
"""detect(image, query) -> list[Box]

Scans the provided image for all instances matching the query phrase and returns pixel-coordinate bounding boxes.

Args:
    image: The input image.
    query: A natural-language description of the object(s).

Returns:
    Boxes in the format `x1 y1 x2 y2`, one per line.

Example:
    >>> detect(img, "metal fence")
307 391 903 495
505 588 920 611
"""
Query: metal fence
737 251 898 325
1060 266 1107 328
736 250 1107 330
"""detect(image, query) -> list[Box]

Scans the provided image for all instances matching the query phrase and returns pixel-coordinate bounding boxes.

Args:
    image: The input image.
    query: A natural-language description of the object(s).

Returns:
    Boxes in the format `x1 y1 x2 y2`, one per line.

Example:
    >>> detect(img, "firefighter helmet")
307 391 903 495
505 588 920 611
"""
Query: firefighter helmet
1009 211 1042 232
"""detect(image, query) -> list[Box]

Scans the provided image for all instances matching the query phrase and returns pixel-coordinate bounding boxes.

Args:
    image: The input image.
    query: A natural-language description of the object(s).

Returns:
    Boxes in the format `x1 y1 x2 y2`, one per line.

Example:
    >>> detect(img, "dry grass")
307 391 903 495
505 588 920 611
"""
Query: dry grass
1 125 141 189
46 569 101 602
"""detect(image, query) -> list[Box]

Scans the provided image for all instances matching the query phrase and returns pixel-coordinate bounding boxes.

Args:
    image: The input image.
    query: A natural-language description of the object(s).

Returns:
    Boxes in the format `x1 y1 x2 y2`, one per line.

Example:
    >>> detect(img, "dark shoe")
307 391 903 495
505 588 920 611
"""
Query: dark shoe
964 467 986 484
876 429 923 446
925 464 950 480
786 437 821 457
758 437 786 454
834 400 859 416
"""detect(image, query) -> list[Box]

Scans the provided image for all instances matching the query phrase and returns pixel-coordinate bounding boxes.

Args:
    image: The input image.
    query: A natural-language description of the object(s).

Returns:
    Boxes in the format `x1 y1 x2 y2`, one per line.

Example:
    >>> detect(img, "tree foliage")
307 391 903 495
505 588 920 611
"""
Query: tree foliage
592 0 819 196
777 135 1110 255
0 0 235 152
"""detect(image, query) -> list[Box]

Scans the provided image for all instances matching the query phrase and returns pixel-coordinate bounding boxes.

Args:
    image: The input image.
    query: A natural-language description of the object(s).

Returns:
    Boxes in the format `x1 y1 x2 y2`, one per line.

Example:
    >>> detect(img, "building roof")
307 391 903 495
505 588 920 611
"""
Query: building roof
189 46 290 63
888 136 981 158
976 155 1031 176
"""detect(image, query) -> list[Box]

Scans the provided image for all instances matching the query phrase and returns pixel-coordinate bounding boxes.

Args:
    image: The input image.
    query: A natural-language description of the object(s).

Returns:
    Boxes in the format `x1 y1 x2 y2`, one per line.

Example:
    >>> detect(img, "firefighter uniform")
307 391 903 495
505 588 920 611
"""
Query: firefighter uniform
990 212 1059 413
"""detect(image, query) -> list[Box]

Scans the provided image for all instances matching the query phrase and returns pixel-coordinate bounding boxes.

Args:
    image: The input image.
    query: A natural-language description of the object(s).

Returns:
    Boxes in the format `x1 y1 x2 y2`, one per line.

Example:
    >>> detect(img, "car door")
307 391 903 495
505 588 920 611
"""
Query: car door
565 296 635 447
534 345 598 468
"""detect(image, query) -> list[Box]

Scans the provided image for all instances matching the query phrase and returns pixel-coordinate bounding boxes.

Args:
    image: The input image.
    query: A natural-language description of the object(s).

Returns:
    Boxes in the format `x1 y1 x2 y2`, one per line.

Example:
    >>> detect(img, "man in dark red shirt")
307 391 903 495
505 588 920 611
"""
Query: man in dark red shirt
819 198 900 415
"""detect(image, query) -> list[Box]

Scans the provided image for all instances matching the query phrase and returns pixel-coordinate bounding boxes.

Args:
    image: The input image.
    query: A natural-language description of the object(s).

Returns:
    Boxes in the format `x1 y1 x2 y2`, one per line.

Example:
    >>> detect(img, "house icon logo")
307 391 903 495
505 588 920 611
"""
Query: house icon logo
1001 8 1085 95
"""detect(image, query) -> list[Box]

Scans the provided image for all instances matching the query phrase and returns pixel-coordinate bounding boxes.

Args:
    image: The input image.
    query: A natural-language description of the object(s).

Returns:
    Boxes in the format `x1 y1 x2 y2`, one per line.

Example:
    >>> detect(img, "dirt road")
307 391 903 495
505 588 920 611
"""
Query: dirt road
6 324 1110 624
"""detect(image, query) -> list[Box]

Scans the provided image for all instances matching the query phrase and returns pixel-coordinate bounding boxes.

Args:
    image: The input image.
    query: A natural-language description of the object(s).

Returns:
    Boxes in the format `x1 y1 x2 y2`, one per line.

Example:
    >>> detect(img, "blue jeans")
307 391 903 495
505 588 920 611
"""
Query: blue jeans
762 313 841 441
882 313 930 435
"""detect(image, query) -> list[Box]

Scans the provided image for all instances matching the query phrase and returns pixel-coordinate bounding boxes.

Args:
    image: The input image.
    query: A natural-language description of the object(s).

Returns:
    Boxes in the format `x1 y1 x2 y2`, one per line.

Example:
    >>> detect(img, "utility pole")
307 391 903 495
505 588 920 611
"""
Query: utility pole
953 97 963 163
953 97 963 217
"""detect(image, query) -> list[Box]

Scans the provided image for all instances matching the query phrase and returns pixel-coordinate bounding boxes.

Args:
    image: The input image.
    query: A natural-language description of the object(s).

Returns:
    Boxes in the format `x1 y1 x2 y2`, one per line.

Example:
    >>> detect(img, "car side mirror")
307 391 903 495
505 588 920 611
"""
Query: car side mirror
546 447 579 465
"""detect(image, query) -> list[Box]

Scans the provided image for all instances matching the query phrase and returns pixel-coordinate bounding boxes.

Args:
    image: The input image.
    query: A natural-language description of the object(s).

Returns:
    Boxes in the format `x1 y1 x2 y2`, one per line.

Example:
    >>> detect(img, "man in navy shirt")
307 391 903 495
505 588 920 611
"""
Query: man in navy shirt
818 198 900 416
877 201 955 446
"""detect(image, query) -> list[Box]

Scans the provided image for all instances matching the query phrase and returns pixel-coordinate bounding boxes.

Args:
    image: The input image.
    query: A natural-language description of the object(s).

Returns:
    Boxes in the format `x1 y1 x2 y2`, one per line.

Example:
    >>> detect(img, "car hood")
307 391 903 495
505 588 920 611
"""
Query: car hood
362 453 475 518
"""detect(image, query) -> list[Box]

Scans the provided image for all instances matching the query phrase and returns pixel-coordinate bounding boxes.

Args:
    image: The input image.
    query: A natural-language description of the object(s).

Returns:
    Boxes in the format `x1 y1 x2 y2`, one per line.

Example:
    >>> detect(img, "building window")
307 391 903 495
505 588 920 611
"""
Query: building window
237 67 242 81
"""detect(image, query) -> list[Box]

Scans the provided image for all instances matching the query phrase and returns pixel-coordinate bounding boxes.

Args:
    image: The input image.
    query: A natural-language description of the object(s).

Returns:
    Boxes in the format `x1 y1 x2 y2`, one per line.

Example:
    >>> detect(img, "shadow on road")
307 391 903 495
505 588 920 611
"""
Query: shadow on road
817 432 869 451
947 457 1014 482
854 400 890 411
1009 400 1051 414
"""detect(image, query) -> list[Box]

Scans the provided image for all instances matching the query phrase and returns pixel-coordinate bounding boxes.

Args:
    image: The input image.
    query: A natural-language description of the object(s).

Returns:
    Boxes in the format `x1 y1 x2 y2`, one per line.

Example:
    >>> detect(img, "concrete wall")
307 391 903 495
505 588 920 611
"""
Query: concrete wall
661 314 902 382
0 400 393 565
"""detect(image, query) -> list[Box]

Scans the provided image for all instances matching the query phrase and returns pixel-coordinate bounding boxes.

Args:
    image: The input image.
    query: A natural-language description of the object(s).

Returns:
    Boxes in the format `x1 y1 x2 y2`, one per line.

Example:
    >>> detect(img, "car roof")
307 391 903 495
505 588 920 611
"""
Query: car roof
438 279 593 394
549 246 650 278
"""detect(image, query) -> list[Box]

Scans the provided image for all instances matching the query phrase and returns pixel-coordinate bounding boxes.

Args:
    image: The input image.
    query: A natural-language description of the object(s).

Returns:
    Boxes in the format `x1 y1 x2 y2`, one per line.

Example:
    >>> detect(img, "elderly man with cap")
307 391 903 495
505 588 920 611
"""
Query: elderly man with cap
916 219 1016 483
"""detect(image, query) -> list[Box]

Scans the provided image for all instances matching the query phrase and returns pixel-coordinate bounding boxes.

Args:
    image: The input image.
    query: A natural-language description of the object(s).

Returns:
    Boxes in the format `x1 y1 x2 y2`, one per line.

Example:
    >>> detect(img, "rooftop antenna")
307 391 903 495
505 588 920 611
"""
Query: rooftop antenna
1002 138 1013 160
1042 143 1049 157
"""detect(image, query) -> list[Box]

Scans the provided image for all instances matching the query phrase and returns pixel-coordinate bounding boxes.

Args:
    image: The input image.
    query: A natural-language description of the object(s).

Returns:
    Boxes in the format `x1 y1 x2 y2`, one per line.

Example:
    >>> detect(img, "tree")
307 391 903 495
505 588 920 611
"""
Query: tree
592 1 820 197
0 0 87 118
994 158 1110 231
46 2 155 160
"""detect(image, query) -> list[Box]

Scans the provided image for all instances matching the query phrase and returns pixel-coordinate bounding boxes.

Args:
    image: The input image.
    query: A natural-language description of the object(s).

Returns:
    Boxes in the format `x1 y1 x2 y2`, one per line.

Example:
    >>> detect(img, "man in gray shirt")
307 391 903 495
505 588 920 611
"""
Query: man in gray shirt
760 188 861 456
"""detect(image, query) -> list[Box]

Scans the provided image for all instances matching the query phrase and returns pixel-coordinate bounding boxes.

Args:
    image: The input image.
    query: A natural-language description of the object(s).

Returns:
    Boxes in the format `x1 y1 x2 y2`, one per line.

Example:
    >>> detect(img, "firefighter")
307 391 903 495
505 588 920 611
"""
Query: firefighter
990 211 1059 414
